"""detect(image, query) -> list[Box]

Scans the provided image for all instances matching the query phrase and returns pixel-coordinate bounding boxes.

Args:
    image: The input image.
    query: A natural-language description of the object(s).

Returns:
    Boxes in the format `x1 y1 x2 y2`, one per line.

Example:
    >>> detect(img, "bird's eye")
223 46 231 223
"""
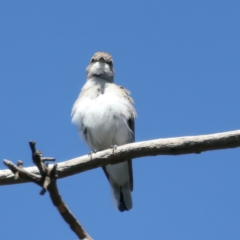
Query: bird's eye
91 59 96 63
108 61 113 66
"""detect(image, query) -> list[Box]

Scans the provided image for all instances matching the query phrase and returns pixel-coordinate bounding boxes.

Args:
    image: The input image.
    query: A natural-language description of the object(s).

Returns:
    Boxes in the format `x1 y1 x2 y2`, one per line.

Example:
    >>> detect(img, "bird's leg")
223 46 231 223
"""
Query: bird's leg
88 150 97 160
110 145 118 154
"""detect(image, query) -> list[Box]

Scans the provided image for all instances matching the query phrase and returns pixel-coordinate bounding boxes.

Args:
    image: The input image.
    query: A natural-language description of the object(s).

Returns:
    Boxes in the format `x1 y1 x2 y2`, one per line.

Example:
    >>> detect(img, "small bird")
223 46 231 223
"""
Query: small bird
71 52 136 212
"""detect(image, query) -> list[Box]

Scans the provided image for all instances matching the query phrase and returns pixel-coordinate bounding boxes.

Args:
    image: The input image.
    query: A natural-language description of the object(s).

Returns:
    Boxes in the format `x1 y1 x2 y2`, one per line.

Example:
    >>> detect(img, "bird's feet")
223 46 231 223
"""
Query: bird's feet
110 145 118 154
88 150 97 160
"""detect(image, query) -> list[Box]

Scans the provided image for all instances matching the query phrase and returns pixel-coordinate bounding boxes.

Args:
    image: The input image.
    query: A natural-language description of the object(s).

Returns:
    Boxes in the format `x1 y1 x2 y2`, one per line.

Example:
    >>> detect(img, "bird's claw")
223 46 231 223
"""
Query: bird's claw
88 150 97 160
110 145 118 154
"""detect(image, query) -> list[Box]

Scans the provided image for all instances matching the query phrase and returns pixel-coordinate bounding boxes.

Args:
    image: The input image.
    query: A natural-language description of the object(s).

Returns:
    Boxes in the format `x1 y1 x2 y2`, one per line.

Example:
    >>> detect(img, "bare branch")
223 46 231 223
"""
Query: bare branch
3 159 41 183
1 130 240 186
4 142 93 240
48 179 93 240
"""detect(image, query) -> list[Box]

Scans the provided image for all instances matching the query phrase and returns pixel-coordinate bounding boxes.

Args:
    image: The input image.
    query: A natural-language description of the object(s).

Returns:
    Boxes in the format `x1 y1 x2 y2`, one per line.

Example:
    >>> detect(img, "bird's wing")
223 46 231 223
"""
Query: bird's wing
102 85 135 191
127 116 135 191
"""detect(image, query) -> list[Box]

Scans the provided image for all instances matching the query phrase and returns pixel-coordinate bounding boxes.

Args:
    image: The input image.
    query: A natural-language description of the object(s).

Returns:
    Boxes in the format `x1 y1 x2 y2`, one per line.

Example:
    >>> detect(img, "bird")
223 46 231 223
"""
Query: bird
71 52 136 212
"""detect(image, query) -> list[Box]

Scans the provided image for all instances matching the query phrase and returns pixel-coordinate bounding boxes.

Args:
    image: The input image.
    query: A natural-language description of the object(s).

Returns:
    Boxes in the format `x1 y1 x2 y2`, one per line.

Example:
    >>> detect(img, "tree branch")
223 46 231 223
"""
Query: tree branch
1 130 240 186
3 142 93 240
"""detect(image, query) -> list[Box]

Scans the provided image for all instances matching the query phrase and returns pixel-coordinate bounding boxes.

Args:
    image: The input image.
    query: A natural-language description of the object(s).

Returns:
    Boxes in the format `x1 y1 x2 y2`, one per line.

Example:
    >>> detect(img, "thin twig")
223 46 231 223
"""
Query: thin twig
3 142 93 240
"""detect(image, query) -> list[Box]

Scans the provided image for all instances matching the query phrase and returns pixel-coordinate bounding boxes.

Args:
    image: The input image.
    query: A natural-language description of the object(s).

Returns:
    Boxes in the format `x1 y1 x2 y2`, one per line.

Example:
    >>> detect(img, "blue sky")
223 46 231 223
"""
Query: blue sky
0 1 240 239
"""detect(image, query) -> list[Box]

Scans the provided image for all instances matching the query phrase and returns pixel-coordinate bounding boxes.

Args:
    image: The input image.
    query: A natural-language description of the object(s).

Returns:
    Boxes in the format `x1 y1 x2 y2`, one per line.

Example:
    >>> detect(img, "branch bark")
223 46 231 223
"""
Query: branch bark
3 142 93 240
1 130 240 186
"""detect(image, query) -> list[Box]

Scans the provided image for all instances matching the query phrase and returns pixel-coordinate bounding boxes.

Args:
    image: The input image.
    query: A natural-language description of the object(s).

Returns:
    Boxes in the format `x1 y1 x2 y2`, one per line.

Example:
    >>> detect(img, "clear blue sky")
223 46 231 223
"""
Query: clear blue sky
0 1 240 239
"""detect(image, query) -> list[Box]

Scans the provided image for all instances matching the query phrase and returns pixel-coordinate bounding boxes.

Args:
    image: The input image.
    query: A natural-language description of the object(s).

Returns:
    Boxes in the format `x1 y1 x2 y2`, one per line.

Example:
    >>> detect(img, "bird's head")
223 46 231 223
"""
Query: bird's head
86 52 114 82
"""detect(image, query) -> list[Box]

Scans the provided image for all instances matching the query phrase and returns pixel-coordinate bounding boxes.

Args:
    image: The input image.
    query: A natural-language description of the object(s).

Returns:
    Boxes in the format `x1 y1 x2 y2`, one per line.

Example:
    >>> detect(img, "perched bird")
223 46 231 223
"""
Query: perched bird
71 52 136 212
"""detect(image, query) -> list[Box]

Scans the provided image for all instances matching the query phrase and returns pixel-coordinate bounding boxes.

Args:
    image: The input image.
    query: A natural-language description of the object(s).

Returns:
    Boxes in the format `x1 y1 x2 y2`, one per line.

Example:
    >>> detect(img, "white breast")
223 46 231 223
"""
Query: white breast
72 81 133 150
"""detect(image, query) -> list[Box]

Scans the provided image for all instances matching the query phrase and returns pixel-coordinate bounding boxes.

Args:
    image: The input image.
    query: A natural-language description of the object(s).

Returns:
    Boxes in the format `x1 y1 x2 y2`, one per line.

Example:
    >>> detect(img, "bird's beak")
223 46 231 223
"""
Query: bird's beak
99 57 105 62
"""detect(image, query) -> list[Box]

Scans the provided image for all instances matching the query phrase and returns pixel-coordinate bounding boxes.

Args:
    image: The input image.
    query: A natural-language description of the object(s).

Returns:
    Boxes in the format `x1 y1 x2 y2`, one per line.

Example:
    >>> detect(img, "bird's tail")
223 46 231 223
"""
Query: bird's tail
111 181 132 212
